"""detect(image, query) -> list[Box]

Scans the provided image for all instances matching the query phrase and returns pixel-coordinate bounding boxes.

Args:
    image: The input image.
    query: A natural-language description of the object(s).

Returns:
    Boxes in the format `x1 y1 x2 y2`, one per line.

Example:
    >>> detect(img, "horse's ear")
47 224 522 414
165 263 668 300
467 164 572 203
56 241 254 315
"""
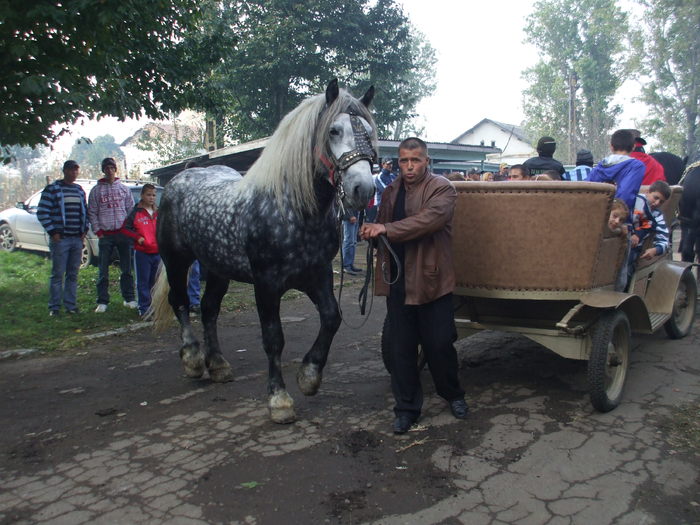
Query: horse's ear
326 79 339 106
360 85 375 107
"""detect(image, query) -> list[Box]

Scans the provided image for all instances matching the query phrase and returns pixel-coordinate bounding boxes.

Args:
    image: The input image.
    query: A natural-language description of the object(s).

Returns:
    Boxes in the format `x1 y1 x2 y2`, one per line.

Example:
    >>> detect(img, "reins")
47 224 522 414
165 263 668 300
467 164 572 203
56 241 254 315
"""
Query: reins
335 219 401 329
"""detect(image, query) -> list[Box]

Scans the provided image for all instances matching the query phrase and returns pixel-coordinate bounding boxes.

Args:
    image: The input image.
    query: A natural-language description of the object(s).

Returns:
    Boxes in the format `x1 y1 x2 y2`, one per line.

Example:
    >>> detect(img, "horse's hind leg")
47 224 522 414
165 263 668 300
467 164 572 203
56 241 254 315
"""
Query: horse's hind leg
200 273 233 383
165 258 204 378
297 268 341 396
253 283 295 424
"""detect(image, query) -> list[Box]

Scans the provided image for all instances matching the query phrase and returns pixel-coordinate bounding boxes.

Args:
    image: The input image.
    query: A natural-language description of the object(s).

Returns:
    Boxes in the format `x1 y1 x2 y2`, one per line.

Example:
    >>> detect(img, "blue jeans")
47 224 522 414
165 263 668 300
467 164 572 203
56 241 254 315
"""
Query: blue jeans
188 260 201 306
48 236 83 312
134 251 161 315
97 234 135 305
342 216 359 269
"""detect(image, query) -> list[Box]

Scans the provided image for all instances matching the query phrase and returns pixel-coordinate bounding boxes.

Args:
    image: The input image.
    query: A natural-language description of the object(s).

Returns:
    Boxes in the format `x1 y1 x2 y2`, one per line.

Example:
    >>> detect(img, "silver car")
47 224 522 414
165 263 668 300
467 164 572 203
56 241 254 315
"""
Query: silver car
0 179 163 268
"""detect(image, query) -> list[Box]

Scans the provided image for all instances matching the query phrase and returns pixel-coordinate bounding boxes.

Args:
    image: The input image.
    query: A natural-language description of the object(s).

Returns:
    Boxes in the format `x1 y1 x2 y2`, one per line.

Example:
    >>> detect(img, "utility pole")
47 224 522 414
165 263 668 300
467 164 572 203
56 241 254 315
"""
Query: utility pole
568 69 578 164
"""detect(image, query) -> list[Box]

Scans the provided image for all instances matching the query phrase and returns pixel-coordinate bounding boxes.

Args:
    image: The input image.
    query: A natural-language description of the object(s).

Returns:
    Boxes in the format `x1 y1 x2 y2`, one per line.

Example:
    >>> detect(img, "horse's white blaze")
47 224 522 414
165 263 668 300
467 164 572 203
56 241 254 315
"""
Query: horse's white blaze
328 114 375 211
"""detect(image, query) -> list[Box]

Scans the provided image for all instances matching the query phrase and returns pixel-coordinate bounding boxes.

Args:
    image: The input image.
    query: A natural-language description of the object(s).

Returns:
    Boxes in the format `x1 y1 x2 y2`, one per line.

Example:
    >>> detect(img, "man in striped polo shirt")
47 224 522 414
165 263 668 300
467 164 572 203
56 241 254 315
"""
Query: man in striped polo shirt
37 160 89 316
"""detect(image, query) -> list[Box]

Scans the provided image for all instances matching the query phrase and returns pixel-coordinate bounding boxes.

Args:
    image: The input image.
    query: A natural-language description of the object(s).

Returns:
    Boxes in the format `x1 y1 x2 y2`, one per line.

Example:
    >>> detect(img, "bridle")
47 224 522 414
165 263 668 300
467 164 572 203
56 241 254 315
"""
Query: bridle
316 111 377 218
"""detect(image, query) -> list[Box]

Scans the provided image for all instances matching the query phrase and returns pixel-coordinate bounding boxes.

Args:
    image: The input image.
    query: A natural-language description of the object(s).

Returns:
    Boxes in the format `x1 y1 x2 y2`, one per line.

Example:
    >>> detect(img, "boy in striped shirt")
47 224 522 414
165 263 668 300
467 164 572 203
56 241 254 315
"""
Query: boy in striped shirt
628 181 671 279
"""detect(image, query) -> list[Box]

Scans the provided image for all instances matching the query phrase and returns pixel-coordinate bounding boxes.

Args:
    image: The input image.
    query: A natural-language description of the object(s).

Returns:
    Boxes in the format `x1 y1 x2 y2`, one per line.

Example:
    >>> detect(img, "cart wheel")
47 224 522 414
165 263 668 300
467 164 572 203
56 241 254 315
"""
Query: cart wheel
664 270 697 339
588 309 630 413
380 315 426 374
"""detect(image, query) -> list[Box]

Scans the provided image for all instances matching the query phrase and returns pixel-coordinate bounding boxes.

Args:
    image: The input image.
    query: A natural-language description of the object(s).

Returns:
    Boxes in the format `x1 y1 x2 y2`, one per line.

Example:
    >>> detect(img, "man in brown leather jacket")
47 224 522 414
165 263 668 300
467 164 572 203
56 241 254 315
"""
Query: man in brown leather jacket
360 137 468 434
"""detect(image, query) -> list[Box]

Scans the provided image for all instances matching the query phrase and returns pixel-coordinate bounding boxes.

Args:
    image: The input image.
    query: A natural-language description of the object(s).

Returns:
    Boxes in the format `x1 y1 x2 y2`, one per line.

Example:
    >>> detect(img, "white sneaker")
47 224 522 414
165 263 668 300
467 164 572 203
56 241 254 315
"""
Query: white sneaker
95 304 108 313
123 300 138 309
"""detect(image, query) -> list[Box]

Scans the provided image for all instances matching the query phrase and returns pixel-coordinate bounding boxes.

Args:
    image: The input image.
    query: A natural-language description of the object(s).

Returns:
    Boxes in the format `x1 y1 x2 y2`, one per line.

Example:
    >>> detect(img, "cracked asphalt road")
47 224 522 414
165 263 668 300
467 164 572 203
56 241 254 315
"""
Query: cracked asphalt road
1 288 698 524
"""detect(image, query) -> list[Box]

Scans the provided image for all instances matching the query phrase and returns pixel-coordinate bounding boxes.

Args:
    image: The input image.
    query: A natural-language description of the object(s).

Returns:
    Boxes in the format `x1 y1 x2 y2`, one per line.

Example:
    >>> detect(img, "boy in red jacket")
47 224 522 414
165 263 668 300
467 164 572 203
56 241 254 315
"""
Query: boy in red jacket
121 184 159 316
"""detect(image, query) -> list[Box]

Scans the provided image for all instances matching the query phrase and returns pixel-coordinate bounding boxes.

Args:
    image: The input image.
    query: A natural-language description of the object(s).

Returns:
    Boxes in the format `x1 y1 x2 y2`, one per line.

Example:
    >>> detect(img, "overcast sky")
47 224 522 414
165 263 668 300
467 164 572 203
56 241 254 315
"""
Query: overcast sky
396 0 540 142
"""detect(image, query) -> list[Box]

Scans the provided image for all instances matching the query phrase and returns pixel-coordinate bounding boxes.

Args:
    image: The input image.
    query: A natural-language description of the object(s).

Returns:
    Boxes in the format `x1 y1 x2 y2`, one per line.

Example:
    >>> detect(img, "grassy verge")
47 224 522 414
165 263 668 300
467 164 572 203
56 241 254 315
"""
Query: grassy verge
0 248 362 353
0 251 264 352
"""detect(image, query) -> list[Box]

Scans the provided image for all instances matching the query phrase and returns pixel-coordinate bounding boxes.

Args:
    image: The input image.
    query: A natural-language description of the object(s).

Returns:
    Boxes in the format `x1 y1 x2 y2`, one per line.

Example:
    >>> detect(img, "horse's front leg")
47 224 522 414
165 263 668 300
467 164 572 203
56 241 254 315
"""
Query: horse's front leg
201 273 233 383
297 267 341 396
254 283 295 424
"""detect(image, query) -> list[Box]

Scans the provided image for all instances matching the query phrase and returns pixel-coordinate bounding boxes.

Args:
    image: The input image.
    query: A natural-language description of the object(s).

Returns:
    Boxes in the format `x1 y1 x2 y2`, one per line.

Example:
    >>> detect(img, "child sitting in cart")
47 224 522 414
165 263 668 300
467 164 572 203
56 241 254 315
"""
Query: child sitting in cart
627 180 671 280
608 198 629 236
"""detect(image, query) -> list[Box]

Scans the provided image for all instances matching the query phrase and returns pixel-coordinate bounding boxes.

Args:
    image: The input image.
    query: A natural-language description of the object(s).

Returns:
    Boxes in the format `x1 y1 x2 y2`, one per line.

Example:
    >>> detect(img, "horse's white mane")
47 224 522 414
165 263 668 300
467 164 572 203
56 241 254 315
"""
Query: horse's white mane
240 88 376 215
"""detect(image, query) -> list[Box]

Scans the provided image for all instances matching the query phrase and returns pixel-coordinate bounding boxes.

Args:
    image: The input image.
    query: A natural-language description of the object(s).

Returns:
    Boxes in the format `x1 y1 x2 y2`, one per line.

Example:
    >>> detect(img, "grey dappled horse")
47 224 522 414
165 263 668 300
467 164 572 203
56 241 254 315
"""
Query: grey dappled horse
151 80 376 423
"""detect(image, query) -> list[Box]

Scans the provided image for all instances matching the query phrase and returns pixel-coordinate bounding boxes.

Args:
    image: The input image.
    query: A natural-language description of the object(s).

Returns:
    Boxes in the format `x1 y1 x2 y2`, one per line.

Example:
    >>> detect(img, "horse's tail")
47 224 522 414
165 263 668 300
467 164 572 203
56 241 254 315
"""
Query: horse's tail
148 265 174 332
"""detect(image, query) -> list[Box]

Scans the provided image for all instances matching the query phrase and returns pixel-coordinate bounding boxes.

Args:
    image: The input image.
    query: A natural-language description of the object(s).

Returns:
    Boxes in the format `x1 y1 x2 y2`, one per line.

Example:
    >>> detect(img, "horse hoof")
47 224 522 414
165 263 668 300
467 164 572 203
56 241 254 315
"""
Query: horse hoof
269 391 296 424
209 366 234 383
297 363 322 396
207 355 233 383
180 345 205 378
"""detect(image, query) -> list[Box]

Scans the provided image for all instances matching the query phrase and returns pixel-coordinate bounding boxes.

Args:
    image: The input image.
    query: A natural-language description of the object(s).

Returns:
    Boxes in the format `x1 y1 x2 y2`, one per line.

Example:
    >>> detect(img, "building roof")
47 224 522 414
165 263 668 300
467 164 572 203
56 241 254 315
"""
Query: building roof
451 118 532 145
146 137 500 186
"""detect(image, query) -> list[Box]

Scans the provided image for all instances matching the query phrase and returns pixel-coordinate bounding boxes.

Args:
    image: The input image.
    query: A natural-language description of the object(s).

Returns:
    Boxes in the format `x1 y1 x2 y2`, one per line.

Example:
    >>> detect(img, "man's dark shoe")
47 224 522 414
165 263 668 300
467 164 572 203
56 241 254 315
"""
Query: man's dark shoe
189 304 201 314
449 399 469 419
350 266 363 273
392 415 416 434
66 308 79 314
343 267 359 276
49 310 59 317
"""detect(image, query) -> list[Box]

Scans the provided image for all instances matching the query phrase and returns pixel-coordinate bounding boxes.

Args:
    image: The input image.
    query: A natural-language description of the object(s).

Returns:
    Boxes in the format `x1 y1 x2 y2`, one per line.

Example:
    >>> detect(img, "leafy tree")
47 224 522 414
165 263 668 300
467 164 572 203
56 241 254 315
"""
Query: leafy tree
0 0 210 153
632 0 700 159
68 136 125 179
523 0 628 162
188 0 435 143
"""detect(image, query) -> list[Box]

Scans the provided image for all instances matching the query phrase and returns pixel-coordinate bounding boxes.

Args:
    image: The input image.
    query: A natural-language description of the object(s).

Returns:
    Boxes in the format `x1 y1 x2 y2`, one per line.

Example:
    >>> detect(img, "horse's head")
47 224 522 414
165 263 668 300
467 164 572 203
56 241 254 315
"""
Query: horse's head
320 79 377 212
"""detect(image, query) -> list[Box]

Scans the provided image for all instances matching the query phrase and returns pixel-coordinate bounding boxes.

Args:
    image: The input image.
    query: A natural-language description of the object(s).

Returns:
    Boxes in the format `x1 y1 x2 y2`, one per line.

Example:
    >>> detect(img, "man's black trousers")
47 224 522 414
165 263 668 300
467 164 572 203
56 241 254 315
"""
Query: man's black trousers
386 291 464 418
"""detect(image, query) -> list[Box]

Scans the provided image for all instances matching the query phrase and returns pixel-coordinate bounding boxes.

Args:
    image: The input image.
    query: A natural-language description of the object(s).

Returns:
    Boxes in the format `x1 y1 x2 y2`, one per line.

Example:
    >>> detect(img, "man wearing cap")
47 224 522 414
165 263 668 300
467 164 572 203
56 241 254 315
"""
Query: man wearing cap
374 157 396 210
562 149 594 181
37 160 90 316
630 136 666 186
523 136 566 177
88 157 136 312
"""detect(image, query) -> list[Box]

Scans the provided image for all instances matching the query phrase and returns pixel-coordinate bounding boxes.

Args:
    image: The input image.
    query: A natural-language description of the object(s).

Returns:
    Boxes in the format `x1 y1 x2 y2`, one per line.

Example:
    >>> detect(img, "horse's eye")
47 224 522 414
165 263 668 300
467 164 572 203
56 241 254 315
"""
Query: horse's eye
330 128 341 136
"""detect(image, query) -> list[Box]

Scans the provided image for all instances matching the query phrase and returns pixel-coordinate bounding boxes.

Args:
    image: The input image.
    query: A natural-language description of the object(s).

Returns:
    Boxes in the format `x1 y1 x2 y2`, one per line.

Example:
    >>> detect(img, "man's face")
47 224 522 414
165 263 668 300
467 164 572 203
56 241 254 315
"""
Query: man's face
398 147 429 184
508 168 527 181
383 160 392 171
63 166 79 183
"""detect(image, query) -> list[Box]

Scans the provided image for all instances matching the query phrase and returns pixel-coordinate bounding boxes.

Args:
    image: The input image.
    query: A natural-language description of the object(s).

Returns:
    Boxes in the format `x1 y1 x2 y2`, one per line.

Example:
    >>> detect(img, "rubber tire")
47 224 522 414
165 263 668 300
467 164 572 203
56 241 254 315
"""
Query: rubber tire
380 315 427 374
588 309 631 413
80 239 93 269
664 270 697 339
0 223 16 252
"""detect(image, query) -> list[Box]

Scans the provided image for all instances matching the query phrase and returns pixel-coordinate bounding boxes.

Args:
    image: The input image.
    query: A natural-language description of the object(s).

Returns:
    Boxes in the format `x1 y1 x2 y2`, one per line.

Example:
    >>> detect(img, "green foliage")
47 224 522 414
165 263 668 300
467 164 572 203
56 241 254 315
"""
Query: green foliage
633 0 700 159
187 0 435 143
68 136 125 179
0 0 210 152
523 0 627 162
